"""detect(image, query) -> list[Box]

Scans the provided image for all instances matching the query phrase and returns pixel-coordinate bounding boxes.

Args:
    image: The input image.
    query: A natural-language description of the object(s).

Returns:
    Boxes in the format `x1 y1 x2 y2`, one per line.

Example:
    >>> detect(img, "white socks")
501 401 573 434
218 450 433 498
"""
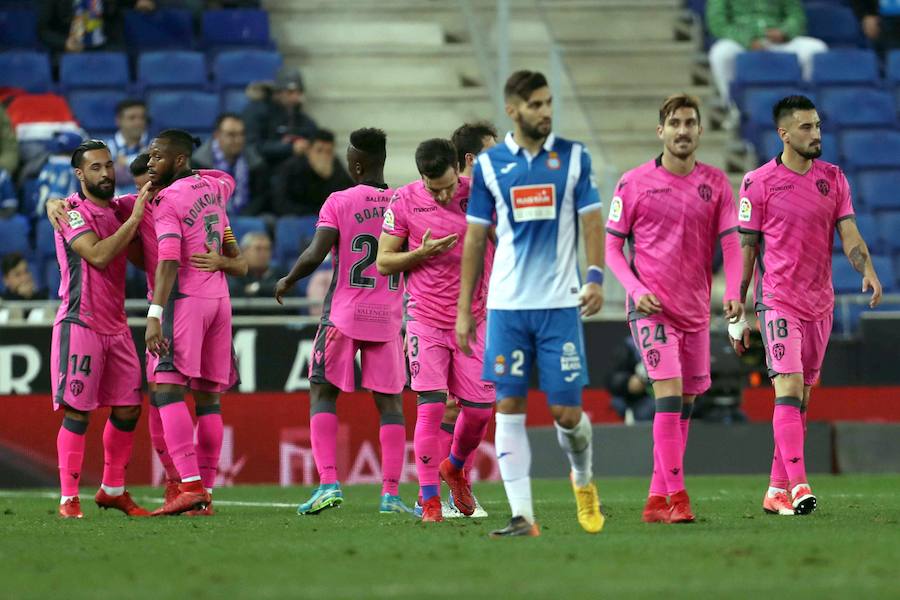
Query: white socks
100 484 124 496
555 412 593 487
494 412 534 524
181 475 201 483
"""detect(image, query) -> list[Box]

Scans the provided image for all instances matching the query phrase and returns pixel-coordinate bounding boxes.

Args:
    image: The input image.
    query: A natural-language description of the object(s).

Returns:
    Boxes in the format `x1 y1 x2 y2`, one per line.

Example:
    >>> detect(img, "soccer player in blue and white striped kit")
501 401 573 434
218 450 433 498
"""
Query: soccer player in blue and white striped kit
456 71 606 537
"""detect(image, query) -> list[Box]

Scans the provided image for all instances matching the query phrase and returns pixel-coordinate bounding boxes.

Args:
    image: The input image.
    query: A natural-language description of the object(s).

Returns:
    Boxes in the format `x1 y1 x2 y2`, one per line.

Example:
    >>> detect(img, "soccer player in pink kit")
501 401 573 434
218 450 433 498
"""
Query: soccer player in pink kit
52 140 151 518
377 138 494 523
605 95 744 524
144 129 240 516
274 128 413 515
735 95 883 516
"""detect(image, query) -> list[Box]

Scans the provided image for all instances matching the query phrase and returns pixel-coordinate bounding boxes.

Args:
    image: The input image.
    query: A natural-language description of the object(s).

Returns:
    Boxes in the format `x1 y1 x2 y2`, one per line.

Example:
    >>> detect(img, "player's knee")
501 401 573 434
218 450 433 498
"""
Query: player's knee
310 398 337 416
111 405 141 426
154 390 185 407
443 402 461 422
195 402 221 417
417 391 447 405
62 411 89 434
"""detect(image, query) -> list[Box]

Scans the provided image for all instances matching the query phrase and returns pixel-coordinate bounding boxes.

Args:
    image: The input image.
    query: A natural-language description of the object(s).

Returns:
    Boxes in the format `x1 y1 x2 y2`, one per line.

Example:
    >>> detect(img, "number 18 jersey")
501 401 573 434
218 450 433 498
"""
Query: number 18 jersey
317 183 404 342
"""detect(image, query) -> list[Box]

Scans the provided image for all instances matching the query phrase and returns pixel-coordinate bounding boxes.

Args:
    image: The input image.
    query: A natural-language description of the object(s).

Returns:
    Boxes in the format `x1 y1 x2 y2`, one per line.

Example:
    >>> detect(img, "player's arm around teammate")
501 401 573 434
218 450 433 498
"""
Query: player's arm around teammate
70 180 150 269
189 226 248 277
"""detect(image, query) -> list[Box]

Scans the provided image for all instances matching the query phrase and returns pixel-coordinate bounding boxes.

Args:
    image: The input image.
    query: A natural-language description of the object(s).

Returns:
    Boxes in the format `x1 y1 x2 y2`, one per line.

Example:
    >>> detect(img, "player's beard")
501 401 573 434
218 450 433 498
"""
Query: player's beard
795 142 822 160
668 136 696 160
85 179 115 200
518 115 552 141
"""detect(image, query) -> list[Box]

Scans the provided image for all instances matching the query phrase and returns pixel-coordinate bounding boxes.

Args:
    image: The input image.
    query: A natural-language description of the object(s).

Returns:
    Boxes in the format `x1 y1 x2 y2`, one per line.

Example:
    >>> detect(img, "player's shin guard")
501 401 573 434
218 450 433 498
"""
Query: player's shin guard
554 412 593 487
196 404 223 492
148 399 179 481
495 412 534 524
57 417 87 498
449 402 493 469
310 400 339 485
101 414 138 492
157 393 201 481
653 396 685 494
414 393 445 500
379 412 405 496
773 398 807 488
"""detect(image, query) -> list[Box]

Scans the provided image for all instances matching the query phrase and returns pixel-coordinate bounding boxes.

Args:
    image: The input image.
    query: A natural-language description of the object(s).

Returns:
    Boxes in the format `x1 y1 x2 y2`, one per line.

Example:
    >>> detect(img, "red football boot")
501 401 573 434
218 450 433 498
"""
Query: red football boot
164 479 180 504
642 494 669 523
420 496 443 522
439 458 474 516
667 490 695 523
59 497 83 519
151 480 210 516
185 500 215 517
95 489 151 516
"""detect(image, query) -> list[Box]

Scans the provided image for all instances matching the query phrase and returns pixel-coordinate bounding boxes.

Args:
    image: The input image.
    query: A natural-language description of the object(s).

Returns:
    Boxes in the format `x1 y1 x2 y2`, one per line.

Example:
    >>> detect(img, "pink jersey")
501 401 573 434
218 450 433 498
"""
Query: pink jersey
317 182 404 342
383 176 488 329
154 171 235 298
54 192 130 334
606 158 739 331
738 156 854 320
116 193 158 300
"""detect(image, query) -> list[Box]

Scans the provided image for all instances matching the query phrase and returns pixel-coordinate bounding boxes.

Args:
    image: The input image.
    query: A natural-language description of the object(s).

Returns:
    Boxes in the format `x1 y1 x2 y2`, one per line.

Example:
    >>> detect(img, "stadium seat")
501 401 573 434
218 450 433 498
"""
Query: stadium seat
147 91 220 135
0 214 31 257
805 4 864 47
221 88 251 114
849 213 880 254
202 9 271 50
0 50 52 93
59 52 130 91
0 8 37 49
811 49 880 87
840 130 900 171
888 50 900 86
857 170 900 211
230 216 267 243
761 131 839 165
44 260 60 299
820 88 898 129
35 220 56 260
124 9 194 52
877 211 900 253
732 53 803 107
275 216 318 265
213 49 281 90
68 90 128 133
138 51 208 91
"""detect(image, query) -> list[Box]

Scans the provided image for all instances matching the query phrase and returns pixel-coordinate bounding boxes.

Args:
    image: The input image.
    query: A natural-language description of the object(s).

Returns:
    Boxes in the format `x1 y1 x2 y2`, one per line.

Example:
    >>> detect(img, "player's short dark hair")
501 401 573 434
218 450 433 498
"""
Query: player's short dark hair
415 138 458 179
1 251 25 277
70 139 109 168
659 94 702 125
115 98 146 117
130 152 150 176
312 129 335 144
214 112 242 130
451 121 498 167
504 70 549 101
156 129 201 156
773 95 817 126
349 127 387 157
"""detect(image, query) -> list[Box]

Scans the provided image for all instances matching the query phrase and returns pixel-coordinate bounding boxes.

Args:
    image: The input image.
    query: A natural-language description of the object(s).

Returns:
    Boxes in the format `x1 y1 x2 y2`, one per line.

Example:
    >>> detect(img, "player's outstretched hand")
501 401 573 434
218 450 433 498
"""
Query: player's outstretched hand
275 277 294 305
863 274 883 308
145 317 169 357
130 180 152 223
456 310 477 355
46 198 71 231
579 282 604 316
727 317 752 356
418 228 459 259
190 243 225 272
636 293 662 315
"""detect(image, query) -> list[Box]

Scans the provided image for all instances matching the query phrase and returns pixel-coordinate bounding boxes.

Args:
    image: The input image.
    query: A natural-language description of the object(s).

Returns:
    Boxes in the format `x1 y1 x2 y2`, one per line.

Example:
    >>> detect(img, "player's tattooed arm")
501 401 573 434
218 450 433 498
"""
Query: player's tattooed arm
739 232 760 303
837 217 882 307
275 227 338 304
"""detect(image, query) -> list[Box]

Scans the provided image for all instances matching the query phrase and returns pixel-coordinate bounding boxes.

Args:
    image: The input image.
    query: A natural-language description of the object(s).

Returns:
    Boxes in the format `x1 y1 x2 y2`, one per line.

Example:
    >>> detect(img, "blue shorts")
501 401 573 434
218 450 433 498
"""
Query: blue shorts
483 307 588 403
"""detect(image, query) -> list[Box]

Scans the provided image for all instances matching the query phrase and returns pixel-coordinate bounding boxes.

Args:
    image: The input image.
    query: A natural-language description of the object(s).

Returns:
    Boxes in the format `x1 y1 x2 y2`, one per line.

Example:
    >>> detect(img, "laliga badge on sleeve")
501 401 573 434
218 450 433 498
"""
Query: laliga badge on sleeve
609 196 623 223
67 210 85 229
738 197 752 222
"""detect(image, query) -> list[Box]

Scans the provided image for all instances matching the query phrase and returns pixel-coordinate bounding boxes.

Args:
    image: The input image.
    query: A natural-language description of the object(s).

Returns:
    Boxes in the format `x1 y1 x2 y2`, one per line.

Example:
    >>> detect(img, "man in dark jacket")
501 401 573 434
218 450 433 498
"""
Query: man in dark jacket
38 0 133 57
272 129 353 216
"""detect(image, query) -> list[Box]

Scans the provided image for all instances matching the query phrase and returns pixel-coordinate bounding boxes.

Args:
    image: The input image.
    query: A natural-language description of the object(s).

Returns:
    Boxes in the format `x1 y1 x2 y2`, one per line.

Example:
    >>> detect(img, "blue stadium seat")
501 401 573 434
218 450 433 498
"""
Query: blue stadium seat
732 53 803 107
820 88 898 128
761 131 839 165
221 88 250 114
840 130 900 171
138 51 208 91
202 9 271 50
124 9 194 52
274 216 318 265
0 8 37 49
852 213 880 254
857 170 900 211
888 50 900 86
0 214 31 257
35 220 56 260
877 211 900 252
230 216 266 243
811 49 880 87
213 49 281 89
805 4 864 47
68 90 128 134
832 255 861 293
147 91 220 136
59 52 130 91
44 261 60 299
0 50 52 92
873 255 896 291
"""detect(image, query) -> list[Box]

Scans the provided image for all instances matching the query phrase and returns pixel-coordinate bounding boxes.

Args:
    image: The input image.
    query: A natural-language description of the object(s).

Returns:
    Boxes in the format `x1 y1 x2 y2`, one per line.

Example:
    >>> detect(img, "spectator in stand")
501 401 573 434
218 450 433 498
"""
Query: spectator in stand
605 336 655 423
2 253 47 301
305 260 333 318
273 129 353 216
707 0 827 104
228 232 280 298
853 0 900 54
192 113 270 216
35 131 84 218
38 0 134 58
0 106 18 177
105 99 149 195
242 67 318 168
0 168 16 217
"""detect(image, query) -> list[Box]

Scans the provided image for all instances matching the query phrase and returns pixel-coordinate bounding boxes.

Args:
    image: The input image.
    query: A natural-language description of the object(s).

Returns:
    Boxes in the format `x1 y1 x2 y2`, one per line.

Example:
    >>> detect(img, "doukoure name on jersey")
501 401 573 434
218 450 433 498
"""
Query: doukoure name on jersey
183 193 224 226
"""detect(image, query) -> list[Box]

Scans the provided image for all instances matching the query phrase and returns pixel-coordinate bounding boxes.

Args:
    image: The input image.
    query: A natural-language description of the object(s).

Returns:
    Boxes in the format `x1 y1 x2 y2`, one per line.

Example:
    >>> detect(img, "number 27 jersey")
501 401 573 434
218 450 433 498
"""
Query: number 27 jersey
317 183 404 342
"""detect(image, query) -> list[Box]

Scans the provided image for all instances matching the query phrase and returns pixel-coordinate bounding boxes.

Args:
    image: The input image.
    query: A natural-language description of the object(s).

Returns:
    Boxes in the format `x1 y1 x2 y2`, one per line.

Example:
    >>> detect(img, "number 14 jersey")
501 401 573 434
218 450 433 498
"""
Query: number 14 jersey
317 183 403 342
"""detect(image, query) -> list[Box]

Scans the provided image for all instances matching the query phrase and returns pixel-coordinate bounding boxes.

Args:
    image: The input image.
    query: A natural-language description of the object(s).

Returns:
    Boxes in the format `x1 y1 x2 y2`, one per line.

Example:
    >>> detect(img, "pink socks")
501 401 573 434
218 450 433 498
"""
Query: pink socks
57 417 87 497
414 397 445 491
158 398 200 481
379 419 405 496
196 406 223 491
101 415 137 488
148 402 179 481
310 410 339 485
449 403 493 469
773 399 807 488
652 396 685 494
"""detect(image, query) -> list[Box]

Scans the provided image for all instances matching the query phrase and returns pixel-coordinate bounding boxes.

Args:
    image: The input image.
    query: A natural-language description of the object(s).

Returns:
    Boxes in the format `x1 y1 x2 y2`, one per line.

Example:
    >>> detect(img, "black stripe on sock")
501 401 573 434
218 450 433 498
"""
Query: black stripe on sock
155 391 184 407
62 417 88 435
775 396 802 408
109 414 138 432
655 395 682 413
417 391 448 405
196 403 221 416
380 412 404 426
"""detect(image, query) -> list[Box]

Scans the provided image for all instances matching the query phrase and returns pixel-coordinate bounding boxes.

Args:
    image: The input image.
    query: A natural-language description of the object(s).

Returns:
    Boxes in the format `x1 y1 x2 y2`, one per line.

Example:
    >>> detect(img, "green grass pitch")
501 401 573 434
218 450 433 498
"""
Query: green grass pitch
0 474 897 599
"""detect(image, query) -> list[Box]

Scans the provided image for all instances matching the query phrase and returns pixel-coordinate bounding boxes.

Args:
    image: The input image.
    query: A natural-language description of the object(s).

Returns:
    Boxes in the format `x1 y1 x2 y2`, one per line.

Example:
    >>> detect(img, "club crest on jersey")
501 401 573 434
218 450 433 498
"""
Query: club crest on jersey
67 210 85 229
546 152 561 170
560 341 582 372
816 179 830 197
739 197 752 222
609 196 623 223
383 208 395 231
645 349 661 369
69 379 84 397
510 184 555 222
697 183 712 203
410 361 420 378
494 355 506 376
772 343 786 361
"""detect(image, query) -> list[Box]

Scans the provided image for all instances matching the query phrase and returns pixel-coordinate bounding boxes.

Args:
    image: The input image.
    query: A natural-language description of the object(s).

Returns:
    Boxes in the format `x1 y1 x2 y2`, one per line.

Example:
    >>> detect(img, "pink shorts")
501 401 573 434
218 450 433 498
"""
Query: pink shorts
309 324 405 394
155 296 236 392
51 321 141 412
757 309 831 386
629 316 711 396
406 319 494 403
